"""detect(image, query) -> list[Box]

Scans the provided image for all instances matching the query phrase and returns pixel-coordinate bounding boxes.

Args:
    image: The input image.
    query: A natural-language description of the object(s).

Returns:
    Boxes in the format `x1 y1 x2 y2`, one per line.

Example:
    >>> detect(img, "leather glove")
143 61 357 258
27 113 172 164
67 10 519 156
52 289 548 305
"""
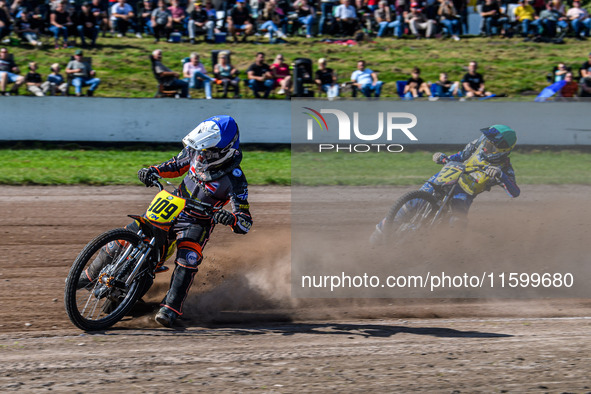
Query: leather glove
484 166 502 179
432 152 447 164
213 210 236 226
137 167 158 187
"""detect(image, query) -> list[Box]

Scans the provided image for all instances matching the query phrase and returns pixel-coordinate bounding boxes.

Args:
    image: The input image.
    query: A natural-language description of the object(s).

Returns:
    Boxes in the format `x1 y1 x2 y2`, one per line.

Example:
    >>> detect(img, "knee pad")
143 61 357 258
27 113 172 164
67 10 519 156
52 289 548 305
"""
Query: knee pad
175 241 203 270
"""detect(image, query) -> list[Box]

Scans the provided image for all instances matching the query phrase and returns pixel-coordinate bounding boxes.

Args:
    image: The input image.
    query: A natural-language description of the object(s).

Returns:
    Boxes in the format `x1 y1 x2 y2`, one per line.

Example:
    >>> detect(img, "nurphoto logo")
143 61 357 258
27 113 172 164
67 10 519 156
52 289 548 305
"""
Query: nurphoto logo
302 107 418 153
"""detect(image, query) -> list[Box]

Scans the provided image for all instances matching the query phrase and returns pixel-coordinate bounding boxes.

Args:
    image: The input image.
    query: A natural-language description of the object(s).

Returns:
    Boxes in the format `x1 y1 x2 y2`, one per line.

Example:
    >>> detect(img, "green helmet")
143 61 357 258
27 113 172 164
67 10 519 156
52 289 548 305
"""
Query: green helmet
480 124 516 163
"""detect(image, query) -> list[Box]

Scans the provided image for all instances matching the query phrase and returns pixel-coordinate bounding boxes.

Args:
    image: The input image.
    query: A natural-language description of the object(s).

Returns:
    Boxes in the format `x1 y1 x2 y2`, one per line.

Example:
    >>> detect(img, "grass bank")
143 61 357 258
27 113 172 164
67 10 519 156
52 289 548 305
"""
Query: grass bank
1 148 589 186
6 35 591 98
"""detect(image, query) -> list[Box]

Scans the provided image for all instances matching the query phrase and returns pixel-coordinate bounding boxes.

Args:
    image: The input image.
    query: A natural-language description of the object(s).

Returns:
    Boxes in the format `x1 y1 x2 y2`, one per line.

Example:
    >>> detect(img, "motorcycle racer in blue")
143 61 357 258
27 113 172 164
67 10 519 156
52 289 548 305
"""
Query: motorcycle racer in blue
371 124 520 243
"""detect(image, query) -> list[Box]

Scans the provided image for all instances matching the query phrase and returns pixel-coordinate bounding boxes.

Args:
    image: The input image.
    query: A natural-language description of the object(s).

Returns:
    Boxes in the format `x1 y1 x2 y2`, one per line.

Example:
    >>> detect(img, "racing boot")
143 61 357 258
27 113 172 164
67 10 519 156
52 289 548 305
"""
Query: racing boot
155 306 179 328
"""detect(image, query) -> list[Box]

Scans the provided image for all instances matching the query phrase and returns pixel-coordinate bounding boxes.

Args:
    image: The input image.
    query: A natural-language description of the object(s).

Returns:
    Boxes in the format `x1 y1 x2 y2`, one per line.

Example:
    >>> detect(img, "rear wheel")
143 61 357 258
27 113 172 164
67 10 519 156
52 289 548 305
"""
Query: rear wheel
64 228 151 331
383 190 440 239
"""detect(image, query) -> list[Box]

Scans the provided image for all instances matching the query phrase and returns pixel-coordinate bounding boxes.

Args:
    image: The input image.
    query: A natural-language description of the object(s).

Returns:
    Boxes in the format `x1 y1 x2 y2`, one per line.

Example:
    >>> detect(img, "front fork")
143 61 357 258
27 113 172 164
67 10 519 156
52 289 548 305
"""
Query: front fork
430 183 458 225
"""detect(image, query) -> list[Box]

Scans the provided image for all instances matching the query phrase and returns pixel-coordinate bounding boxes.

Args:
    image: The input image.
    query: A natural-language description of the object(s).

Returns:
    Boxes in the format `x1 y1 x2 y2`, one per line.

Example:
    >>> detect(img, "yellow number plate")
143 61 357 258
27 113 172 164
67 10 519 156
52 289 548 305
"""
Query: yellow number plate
145 190 186 223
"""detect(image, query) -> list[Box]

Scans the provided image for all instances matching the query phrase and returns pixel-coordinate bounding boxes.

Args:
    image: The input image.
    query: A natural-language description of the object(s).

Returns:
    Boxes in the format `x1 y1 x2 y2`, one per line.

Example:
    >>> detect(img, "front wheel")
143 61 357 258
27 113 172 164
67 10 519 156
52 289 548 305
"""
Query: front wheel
383 190 440 239
64 228 151 331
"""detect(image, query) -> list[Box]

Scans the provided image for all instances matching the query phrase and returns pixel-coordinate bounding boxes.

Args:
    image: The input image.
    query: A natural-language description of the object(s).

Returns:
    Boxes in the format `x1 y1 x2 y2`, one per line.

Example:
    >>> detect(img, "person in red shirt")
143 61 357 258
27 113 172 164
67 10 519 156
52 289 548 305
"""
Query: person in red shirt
270 53 292 97
559 72 579 98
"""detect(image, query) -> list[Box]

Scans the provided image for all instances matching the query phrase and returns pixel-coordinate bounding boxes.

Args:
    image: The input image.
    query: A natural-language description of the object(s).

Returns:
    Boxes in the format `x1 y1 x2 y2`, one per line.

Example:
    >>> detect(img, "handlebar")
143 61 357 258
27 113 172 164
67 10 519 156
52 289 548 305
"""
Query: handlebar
149 174 218 216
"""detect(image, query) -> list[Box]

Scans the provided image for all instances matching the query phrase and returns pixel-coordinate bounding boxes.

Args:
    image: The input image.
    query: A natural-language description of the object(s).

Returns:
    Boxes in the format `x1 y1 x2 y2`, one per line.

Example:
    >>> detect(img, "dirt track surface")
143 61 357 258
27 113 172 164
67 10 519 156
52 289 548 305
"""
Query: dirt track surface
1 185 590 392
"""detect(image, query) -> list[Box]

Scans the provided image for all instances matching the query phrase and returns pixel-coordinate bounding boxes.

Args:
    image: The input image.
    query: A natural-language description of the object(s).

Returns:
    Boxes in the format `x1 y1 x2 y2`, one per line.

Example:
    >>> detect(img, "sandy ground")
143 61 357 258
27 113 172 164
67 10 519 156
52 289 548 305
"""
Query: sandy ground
0 185 590 392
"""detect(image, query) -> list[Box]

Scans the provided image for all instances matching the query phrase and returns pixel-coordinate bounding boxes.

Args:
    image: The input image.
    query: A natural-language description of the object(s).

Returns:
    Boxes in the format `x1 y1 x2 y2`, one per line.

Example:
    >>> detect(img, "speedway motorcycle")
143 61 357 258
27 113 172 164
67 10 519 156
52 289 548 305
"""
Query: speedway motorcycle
379 160 491 239
64 176 218 331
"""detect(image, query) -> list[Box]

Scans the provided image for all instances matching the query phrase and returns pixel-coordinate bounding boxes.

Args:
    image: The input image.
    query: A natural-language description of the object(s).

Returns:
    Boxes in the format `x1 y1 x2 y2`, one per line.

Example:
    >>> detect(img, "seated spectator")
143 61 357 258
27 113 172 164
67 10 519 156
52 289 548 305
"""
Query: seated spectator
65 49 101 96
90 0 109 38
213 51 240 98
354 0 372 32
293 0 315 38
183 52 213 99
548 62 570 82
42 63 68 96
579 52 591 80
227 0 255 42
318 0 336 36
270 54 292 96
514 0 539 39
0 47 25 96
25 61 44 97
151 0 172 43
50 1 73 49
461 60 493 98
15 8 42 47
334 0 358 37
580 75 591 97
375 0 402 38
433 72 460 97
558 72 579 97
257 0 288 41
403 66 432 98
479 0 506 37
188 1 215 43
566 0 590 40
76 2 99 47
151 48 188 97
315 57 339 98
168 0 186 34
406 2 436 39
137 0 155 37
351 59 383 98
438 0 461 40
0 0 10 42
538 1 561 38
111 0 140 38
247 52 274 98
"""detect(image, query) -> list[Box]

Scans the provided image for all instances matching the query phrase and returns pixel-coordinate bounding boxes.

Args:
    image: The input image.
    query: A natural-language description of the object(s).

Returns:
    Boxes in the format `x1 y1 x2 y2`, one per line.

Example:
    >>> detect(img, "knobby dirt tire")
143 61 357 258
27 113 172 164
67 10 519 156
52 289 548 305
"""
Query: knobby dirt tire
383 190 440 237
64 228 149 331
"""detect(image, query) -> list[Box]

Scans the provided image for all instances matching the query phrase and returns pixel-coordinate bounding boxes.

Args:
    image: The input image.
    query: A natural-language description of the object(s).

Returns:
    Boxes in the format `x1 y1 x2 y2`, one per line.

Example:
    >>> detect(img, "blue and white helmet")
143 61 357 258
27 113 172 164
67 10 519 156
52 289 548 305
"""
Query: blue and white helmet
183 115 240 171
183 115 239 152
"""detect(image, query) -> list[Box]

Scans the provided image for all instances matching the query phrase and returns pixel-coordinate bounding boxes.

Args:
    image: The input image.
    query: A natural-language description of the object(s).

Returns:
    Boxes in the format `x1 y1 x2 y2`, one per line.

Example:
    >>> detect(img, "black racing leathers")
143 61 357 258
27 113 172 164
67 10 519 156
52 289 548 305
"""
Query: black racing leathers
146 147 252 316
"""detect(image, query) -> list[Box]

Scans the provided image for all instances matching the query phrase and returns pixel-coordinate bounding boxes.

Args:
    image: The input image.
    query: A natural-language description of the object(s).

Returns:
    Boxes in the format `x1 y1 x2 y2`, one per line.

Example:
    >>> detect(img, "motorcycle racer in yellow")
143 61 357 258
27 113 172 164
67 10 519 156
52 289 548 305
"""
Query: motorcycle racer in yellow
371 124 520 243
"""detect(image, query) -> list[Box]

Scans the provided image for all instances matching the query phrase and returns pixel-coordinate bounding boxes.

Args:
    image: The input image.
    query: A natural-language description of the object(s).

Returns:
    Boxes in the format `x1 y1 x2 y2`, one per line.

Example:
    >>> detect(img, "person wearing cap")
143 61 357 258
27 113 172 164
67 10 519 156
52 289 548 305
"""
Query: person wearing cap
334 0 358 36
227 0 255 42
65 49 101 96
315 58 339 98
188 1 215 44
405 2 436 39
76 1 99 47
566 0 590 40
350 59 383 98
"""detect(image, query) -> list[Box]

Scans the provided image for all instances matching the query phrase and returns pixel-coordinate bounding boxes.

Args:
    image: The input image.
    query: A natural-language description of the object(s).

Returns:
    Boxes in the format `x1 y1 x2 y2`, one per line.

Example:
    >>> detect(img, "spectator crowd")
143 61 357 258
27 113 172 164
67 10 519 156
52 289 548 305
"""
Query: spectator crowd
3 43 589 99
0 0 590 98
0 0 590 48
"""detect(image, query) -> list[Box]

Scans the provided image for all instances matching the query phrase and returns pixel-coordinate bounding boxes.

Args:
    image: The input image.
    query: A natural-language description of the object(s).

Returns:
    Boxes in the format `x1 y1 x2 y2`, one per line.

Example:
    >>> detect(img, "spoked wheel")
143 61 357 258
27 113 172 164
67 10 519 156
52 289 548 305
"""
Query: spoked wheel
64 228 150 331
383 190 440 241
